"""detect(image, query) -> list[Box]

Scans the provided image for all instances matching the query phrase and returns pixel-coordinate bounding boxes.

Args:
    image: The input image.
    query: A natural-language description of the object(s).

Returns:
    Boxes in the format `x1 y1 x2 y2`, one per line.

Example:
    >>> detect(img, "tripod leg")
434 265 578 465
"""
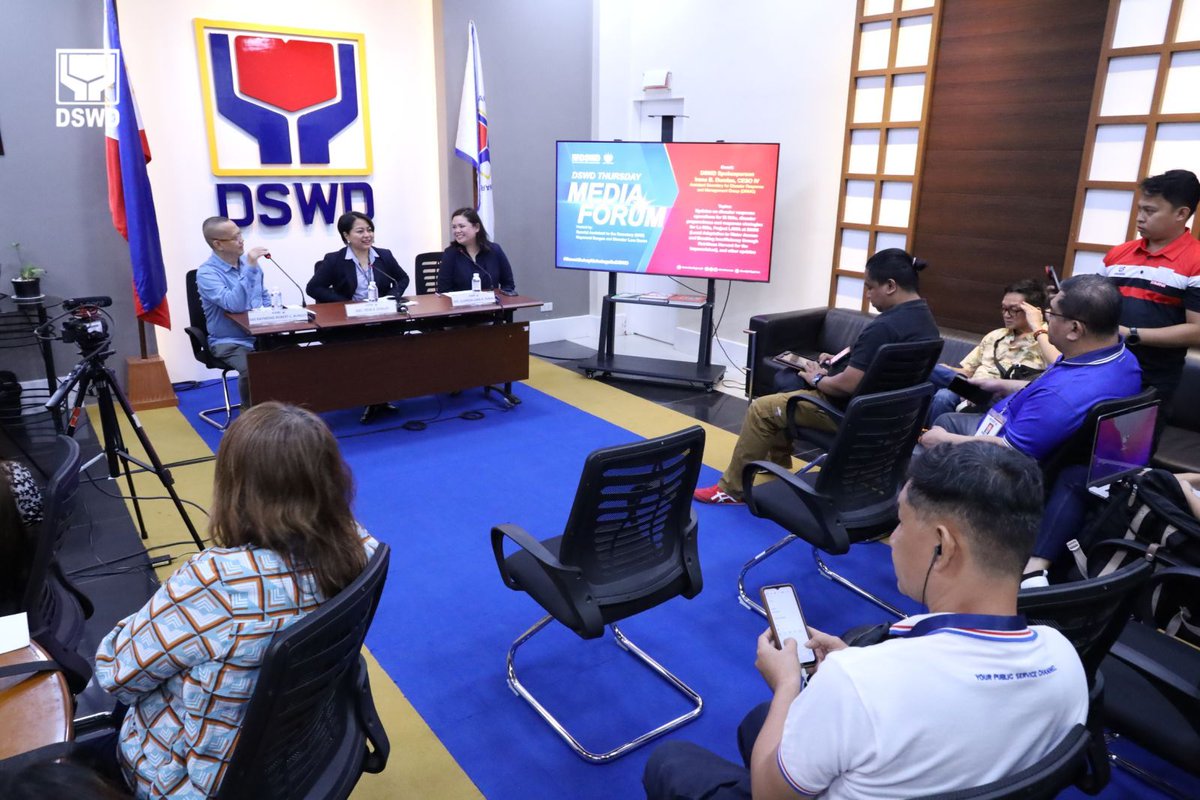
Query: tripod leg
102 367 206 551
65 371 93 437
96 382 151 540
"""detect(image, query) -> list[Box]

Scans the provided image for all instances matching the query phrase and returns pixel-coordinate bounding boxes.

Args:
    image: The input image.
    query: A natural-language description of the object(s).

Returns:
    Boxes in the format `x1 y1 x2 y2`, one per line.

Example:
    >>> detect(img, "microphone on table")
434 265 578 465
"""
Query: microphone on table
264 254 308 307
472 265 494 290
365 259 411 312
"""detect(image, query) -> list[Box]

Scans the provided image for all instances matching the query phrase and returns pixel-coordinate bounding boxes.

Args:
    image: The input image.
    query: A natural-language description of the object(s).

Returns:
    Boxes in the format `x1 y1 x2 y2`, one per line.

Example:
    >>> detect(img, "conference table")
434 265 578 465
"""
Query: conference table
228 293 542 412
0 641 73 758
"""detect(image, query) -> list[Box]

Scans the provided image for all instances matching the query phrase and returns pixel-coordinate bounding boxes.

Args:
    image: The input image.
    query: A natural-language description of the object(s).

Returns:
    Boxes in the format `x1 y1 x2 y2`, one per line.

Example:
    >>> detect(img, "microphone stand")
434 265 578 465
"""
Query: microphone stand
264 255 308 307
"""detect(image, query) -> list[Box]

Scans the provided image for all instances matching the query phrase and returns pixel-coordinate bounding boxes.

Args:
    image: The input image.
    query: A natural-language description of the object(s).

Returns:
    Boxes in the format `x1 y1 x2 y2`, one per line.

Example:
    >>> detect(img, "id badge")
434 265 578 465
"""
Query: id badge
974 409 1006 437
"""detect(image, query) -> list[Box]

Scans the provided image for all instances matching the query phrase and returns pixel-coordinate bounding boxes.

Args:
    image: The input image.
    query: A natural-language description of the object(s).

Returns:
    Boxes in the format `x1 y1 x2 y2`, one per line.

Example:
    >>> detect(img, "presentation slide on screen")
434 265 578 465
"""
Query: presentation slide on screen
555 141 780 283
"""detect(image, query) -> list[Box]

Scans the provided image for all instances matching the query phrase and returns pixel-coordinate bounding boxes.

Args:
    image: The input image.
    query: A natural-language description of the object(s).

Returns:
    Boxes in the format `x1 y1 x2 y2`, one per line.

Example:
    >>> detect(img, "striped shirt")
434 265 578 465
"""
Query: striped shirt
1105 229 1200 395
95 527 378 799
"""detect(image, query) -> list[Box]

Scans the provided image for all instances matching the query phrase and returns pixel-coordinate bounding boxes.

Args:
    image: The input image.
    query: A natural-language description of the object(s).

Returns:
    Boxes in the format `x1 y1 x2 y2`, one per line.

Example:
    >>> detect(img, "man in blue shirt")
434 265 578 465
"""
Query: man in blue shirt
196 216 271 410
920 275 1142 578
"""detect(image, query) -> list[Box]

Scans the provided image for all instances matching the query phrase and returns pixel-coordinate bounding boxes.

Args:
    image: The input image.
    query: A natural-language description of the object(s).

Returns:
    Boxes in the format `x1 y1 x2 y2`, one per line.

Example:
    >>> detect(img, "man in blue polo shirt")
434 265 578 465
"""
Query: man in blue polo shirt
196 216 271 410
920 275 1141 578
645 443 1087 799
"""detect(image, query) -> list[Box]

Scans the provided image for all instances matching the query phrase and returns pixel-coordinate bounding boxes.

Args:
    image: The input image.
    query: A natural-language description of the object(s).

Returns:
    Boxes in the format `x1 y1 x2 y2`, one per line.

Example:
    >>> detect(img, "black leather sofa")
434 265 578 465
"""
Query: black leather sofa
745 307 1200 473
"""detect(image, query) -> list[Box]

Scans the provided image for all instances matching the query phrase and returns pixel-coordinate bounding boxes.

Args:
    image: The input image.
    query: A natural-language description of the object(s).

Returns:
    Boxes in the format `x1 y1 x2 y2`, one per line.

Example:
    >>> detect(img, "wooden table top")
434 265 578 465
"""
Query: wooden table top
228 293 543 335
0 641 73 758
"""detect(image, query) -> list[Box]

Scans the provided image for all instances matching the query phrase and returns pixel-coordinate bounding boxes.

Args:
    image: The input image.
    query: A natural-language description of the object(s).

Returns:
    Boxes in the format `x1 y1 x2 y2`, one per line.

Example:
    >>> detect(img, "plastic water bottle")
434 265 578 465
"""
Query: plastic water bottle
270 287 282 309
471 272 481 293
367 280 379 302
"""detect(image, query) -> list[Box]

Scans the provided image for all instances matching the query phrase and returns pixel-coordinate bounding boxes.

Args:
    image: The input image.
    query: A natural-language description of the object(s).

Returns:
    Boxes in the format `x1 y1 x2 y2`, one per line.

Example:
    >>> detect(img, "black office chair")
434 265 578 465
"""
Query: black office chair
492 426 706 763
184 269 240 430
787 339 943 457
741 383 933 619
216 544 392 800
414 251 442 295
913 724 1102 800
21 435 93 695
1100 560 1200 798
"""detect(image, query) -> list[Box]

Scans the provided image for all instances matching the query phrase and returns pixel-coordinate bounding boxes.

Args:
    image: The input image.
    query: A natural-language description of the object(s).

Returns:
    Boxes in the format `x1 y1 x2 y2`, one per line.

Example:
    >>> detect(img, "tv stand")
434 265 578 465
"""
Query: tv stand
576 274 726 392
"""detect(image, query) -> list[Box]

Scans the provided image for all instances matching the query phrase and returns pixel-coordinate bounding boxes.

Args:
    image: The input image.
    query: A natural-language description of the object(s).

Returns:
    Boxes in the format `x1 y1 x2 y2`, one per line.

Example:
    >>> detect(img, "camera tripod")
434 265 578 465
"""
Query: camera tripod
47 341 205 551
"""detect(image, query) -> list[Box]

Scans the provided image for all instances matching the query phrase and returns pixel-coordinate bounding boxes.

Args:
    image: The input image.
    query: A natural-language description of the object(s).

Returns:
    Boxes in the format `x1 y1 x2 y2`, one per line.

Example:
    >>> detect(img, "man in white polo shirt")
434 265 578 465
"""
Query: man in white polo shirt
644 442 1088 799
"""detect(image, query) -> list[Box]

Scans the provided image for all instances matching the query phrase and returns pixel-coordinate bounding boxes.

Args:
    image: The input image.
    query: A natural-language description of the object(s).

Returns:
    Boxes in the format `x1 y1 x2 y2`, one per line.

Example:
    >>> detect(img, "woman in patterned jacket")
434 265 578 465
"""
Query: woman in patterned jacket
96 402 379 799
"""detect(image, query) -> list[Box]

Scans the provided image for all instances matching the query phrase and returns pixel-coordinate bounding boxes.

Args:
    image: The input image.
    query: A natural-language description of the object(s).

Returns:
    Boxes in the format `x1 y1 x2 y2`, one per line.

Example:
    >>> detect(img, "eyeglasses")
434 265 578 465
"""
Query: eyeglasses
212 233 244 243
1043 309 1078 323
1001 305 1025 315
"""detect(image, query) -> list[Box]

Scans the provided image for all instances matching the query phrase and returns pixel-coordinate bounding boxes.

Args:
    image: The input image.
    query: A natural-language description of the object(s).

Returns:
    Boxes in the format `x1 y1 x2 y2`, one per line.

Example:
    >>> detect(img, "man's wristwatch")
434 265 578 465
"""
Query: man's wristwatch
812 373 824 388
1127 327 1141 345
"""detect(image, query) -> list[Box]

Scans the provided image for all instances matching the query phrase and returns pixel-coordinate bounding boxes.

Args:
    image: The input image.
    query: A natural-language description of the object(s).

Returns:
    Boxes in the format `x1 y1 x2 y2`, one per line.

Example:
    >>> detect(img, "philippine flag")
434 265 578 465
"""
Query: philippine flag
104 0 170 329
454 20 494 235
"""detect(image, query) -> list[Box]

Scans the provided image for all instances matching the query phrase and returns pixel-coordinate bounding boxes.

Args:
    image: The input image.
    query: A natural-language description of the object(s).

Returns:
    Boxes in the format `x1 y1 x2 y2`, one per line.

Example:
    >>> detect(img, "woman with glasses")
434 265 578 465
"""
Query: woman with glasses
928 279 1055 422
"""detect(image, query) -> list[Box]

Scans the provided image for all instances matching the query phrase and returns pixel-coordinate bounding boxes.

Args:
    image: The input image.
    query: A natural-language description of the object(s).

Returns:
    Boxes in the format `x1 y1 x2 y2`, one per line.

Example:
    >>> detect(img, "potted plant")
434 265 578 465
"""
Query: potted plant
9 242 44 300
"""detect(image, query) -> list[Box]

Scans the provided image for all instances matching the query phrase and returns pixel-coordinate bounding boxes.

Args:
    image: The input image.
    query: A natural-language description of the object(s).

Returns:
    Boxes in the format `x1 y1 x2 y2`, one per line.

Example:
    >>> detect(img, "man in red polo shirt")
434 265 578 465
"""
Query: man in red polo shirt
1104 169 1200 407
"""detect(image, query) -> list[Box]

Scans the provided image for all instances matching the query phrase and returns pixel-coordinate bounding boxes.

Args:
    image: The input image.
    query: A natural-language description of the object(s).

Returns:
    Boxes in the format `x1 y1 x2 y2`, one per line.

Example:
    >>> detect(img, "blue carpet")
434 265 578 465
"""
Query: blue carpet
175 381 1191 800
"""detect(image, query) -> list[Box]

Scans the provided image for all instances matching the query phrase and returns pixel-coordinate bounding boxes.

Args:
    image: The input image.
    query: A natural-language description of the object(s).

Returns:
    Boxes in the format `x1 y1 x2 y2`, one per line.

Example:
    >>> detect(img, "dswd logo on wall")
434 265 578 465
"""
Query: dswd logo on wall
55 49 121 128
194 20 372 176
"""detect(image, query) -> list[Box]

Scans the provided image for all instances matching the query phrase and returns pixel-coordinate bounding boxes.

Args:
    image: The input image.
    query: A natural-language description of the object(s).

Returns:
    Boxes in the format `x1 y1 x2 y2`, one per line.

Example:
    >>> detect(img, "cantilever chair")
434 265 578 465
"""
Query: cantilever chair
184 269 240 430
787 338 943 457
414 251 442 295
741 383 933 619
914 724 1104 800
492 426 706 763
21 435 93 695
216 544 391 800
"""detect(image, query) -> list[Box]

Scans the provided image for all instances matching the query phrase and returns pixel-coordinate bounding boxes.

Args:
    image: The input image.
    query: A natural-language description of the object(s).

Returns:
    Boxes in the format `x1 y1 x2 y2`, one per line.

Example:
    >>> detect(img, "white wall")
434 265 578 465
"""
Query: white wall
117 0 443 382
592 0 856 349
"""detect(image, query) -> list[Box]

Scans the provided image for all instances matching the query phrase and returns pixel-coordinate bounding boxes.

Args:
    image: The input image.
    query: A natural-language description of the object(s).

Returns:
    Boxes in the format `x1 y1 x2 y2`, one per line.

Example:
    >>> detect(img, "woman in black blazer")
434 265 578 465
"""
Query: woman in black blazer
308 211 410 302
437 207 516 293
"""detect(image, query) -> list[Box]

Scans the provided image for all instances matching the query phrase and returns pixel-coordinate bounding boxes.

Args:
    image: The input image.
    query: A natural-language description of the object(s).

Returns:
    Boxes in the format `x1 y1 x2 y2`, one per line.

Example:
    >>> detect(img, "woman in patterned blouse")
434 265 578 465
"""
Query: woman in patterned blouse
1 460 45 614
96 402 379 799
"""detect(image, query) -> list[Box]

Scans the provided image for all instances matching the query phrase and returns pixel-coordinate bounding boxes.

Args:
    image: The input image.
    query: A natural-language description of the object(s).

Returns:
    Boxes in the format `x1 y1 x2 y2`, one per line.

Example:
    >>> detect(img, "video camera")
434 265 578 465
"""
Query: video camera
60 296 113 349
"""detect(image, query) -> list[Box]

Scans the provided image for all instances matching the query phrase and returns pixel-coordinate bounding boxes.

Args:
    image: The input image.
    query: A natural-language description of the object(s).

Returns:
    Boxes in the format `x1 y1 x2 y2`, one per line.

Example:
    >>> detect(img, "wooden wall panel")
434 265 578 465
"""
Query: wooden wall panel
912 0 1109 332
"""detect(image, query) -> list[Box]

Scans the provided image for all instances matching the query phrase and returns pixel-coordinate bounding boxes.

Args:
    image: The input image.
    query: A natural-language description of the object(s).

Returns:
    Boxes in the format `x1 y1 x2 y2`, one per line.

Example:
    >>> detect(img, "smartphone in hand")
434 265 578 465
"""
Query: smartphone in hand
761 584 817 668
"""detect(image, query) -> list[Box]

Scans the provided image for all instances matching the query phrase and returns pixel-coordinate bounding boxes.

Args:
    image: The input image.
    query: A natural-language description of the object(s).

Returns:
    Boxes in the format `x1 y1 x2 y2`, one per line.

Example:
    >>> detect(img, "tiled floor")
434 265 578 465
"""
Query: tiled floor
533 333 751 435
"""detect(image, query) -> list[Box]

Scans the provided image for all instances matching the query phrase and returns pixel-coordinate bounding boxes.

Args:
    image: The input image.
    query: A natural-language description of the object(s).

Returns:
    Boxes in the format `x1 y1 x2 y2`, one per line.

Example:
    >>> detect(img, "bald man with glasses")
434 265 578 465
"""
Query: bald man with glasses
196 216 271 410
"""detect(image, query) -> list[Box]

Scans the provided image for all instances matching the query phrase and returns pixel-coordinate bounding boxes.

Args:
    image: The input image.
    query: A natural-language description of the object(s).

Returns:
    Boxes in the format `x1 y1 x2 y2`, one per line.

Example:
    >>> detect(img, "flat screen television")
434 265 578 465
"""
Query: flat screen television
555 140 780 283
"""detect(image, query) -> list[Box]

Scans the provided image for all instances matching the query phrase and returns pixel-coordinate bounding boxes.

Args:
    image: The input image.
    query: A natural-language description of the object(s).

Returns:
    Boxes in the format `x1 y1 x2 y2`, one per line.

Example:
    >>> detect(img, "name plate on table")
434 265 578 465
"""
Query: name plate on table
247 306 313 326
345 299 398 318
445 289 497 308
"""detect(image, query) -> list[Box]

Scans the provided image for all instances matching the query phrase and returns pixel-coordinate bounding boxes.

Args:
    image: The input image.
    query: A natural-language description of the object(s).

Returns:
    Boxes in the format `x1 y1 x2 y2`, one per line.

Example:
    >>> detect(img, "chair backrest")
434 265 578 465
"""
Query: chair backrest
20 435 93 694
812 382 934 530
1017 555 1153 685
914 724 1093 800
856 339 944 397
185 269 207 336
414 251 442 295
22 435 81 630
557 426 705 608
218 544 391 799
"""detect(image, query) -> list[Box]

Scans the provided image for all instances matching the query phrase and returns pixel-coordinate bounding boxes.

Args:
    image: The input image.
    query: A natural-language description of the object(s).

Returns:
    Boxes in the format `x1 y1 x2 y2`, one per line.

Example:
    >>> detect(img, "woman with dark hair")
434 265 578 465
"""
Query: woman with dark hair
307 210 409 302
95 403 378 799
436 206 516 293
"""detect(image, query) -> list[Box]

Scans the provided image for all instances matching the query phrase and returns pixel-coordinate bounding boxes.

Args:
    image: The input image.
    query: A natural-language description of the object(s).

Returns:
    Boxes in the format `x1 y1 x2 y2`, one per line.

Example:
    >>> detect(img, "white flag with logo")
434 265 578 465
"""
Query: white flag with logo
454 20 494 235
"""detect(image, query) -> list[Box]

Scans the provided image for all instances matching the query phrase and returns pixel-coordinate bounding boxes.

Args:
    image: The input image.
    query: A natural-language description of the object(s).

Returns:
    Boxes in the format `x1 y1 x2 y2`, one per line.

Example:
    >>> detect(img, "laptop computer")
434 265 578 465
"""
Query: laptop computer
1086 402 1158 489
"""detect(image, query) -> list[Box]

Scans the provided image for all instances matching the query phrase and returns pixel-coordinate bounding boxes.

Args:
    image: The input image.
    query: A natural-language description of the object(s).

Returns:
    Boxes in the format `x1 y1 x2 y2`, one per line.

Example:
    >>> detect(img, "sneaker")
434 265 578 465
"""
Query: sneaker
693 485 743 505
1020 570 1049 589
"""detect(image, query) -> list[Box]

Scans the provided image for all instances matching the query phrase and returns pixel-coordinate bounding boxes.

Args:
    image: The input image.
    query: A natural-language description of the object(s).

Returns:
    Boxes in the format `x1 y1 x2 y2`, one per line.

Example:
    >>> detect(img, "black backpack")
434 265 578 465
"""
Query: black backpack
1066 469 1200 579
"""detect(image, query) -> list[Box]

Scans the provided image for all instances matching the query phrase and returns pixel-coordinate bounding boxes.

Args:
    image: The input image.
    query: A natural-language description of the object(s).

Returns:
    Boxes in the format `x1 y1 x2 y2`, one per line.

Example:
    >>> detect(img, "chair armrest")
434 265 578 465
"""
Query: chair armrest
743 460 852 554
748 308 828 358
490 523 579 590
785 392 845 440
185 326 209 360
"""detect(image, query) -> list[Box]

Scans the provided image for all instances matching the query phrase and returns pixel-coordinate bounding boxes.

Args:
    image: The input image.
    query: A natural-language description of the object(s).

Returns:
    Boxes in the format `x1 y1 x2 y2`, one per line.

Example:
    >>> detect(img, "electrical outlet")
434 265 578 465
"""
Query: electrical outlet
541 302 553 312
